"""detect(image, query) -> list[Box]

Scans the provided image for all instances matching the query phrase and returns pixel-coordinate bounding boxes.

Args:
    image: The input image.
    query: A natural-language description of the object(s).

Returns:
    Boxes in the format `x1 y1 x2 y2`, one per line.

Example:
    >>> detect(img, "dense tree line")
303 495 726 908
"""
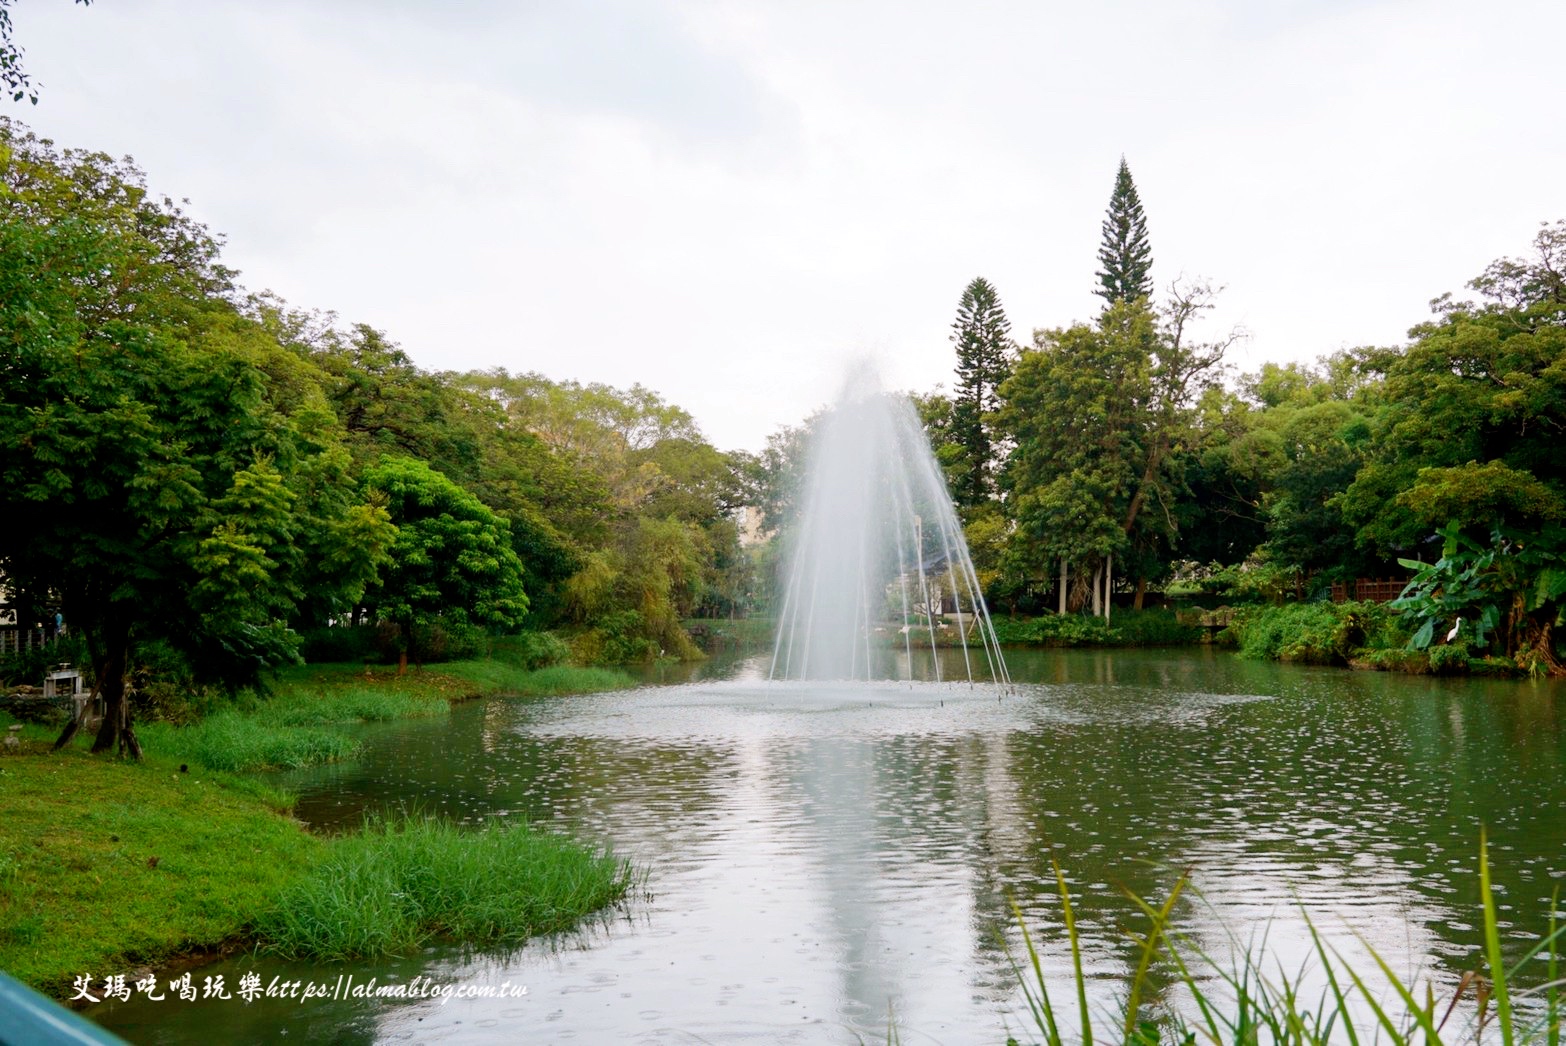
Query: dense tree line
902 160 1565 672
0 119 758 755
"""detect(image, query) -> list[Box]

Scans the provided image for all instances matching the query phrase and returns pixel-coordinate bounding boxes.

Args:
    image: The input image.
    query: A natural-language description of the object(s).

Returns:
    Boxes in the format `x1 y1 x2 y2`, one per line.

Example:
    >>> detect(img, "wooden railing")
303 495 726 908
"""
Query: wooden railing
1330 578 1409 604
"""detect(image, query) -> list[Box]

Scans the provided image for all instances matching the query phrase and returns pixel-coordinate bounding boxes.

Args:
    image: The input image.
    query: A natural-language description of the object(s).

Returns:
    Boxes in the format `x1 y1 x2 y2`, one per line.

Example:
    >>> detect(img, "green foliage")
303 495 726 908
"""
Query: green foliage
256 816 632 961
1197 557 1309 604
361 455 530 654
1225 601 1392 665
0 119 394 755
1006 837 1564 1044
572 609 663 665
948 275 1014 507
484 630 570 670
989 609 1200 647
0 635 89 690
1391 522 1566 673
1342 221 1566 556
998 282 1234 610
1095 157 1154 305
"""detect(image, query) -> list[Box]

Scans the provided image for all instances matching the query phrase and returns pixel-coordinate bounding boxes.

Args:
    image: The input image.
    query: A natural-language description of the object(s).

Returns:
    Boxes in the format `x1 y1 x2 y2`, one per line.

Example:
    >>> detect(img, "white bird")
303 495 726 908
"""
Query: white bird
1446 618 1462 642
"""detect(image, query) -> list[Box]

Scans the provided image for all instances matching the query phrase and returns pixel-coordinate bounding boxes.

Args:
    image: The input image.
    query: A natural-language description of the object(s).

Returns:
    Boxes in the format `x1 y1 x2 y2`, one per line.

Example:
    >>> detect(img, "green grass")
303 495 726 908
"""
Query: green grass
138 711 362 773
0 714 320 995
1007 832 1564 1045
431 660 636 697
0 713 637 997
255 816 633 961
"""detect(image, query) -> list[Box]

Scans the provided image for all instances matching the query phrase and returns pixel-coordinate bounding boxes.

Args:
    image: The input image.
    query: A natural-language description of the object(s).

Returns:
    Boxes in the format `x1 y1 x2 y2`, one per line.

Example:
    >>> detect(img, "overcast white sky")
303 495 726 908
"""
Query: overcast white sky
11 0 1565 450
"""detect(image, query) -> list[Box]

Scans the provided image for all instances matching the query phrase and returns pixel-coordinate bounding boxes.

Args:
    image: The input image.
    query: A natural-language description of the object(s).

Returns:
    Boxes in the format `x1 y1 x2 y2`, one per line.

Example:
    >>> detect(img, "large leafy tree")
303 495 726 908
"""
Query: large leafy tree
360 456 530 671
947 276 1014 508
998 287 1235 611
451 370 746 657
1095 157 1154 305
1340 221 1566 555
0 120 388 755
1000 301 1153 611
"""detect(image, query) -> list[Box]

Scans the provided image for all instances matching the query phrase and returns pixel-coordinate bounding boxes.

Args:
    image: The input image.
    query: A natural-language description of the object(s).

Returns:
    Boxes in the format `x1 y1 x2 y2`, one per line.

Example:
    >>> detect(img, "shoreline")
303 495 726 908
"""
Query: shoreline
0 659 639 1002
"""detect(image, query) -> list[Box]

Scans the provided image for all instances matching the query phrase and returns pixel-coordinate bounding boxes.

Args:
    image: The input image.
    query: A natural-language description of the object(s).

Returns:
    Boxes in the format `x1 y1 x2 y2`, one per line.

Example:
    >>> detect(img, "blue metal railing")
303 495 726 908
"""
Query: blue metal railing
0 971 126 1045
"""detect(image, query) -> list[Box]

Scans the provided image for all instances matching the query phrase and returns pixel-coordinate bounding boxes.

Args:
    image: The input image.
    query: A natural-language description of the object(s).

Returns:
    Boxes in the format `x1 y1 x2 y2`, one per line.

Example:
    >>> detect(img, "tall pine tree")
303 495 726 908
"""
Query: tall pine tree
1095 157 1154 305
949 276 1014 508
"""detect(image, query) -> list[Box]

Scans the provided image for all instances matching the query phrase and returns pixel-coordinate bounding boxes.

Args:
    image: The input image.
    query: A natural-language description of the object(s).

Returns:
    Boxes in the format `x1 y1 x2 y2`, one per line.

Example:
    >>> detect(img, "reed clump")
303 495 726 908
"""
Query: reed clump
1008 832 1561 1045
138 711 361 772
256 816 633 961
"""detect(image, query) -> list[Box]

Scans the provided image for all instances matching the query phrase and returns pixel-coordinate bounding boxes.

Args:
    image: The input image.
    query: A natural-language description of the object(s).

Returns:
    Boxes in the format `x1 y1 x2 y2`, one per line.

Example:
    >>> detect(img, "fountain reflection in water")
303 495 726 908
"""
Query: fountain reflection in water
770 368 1009 685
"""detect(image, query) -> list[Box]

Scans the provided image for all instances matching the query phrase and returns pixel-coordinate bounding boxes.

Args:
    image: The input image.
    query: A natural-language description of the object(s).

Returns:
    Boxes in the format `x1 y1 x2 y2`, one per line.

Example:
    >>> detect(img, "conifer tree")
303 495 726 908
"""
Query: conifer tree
1095 157 1154 305
949 276 1014 507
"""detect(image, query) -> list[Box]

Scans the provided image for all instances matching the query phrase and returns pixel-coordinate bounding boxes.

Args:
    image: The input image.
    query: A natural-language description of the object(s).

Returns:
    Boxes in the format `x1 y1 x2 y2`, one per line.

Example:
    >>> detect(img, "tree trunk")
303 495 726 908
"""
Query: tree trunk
398 620 412 676
1514 614 1564 676
1091 563 1102 617
1058 560 1067 615
1133 575 1147 610
1103 552 1112 623
89 618 142 760
52 676 101 751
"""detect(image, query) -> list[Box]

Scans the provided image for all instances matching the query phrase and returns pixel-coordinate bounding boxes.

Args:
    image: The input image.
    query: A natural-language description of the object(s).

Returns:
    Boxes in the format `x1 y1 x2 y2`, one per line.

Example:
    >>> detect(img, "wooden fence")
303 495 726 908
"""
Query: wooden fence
1330 578 1409 604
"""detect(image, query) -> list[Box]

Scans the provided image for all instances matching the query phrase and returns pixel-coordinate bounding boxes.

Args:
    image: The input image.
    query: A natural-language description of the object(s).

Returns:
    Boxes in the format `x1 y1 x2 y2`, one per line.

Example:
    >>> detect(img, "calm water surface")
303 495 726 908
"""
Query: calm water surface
89 649 1566 1043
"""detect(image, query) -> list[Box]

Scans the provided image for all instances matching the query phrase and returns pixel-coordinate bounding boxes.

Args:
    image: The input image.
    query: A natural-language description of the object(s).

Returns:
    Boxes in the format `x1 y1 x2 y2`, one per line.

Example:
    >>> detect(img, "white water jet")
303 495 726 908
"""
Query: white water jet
770 368 1010 686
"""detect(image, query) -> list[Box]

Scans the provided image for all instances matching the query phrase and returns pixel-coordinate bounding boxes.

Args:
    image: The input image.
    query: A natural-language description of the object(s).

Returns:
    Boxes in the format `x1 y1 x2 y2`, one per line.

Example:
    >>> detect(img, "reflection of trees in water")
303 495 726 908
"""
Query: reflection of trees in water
980 650 1566 1023
261 654 1566 1037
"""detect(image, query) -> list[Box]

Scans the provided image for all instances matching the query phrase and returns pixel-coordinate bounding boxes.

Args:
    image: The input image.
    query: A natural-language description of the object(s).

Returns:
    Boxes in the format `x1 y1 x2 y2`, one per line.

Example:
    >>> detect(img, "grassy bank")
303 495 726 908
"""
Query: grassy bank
138 660 637 774
0 715 632 997
989 608 1204 648
258 817 631 961
0 654 641 997
0 716 320 994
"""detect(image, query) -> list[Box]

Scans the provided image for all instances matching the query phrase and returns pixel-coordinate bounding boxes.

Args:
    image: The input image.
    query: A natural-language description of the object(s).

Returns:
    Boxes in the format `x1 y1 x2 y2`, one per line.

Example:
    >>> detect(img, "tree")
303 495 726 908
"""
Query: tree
0 119 388 757
1095 157 1154 305
997 286 1236 612
999 302 1152 613
1340 221 1566 555
948 277 1014 508
361 457 530 672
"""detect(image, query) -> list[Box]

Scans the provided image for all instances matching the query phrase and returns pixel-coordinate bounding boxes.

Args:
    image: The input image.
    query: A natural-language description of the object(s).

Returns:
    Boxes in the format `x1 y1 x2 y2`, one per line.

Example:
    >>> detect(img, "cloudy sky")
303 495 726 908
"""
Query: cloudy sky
12 0 1564 450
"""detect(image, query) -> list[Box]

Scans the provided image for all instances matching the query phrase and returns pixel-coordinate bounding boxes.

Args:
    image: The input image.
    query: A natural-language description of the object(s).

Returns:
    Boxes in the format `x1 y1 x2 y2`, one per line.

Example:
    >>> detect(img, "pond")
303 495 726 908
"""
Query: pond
89 648 1566 1043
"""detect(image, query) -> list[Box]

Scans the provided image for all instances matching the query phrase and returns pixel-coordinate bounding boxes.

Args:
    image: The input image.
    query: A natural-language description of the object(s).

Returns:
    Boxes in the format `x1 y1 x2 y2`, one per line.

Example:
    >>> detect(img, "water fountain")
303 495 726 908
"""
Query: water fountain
769 370 1010 686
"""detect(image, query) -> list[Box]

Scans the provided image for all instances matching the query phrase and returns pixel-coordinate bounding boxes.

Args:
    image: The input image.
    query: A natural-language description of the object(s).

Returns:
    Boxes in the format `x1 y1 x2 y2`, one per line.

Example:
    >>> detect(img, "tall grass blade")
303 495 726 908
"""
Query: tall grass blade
1122 873 1187 1043
1304 910 1360 1046
1480 829 1517 1046
1052 859 1093 1046
1009 896 1064 1046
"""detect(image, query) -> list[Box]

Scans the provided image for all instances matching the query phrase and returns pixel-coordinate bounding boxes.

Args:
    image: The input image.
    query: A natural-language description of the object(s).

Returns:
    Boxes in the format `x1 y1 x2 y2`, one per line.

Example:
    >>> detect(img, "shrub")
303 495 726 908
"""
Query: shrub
1225 601 1392 665
491 631 572 670
1427 641 1472 675
298 624 383 664
989 609 1201 648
